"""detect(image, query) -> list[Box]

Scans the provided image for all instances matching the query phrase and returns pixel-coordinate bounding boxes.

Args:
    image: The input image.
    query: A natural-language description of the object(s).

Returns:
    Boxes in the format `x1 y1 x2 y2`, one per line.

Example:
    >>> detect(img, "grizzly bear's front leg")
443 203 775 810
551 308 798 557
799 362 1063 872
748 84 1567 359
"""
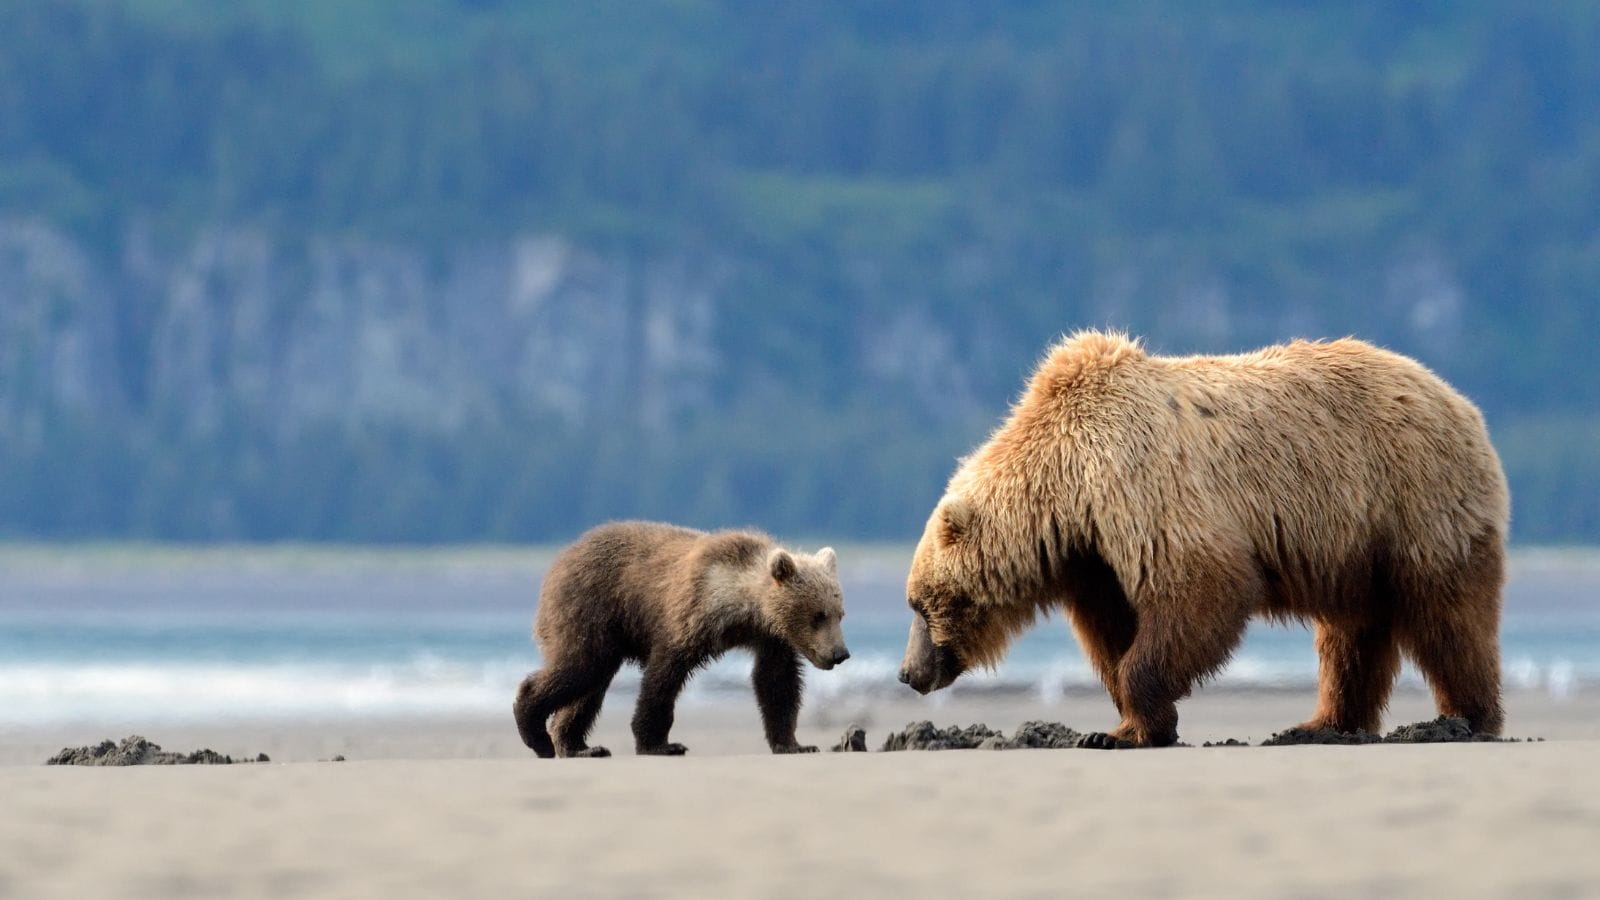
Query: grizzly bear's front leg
752 639 817 754
1080 573 1257 749
632 653 695 755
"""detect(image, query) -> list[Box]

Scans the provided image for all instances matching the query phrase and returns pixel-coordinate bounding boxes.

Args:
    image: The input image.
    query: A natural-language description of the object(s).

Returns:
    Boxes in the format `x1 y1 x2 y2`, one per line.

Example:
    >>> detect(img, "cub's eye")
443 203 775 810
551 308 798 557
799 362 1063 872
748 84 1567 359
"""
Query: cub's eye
811 611 828 628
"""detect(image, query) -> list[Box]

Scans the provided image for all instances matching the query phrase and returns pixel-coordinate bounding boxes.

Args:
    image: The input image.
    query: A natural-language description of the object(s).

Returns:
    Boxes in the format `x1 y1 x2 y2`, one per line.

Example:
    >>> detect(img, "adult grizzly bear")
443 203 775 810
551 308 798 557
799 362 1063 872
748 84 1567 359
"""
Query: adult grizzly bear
514 521 849 757
899 331 1508 748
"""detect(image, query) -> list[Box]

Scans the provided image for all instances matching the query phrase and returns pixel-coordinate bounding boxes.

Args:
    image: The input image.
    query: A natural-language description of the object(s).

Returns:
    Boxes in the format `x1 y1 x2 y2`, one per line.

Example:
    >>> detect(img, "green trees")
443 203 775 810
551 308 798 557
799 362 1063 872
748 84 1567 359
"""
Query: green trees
1 1 1598 542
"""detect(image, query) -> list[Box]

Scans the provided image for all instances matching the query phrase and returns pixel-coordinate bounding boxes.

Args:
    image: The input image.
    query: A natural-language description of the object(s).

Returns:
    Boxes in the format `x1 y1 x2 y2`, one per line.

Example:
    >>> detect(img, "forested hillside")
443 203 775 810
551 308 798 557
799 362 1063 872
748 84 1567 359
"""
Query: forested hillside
2 1 1597 542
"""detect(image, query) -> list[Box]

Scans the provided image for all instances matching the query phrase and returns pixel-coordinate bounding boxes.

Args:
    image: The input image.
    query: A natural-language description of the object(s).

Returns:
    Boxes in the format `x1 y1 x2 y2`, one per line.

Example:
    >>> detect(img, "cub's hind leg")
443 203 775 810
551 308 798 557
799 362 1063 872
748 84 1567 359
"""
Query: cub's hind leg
551 656 622 758
513 655 615 759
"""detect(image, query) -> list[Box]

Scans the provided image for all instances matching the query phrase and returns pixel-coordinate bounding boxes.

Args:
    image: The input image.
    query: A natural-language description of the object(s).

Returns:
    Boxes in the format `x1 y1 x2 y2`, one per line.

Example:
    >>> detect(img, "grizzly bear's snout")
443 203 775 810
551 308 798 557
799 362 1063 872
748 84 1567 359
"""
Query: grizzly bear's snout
898 612 964 694
807 644 851 671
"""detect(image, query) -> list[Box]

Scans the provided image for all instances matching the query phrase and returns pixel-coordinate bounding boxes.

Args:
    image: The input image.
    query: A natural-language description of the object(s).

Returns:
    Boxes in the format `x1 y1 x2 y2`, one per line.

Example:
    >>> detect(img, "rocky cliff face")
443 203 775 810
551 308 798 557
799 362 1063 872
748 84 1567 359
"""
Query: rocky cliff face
0 215 1486 540
0 219 740 444
0 217 1022 447
3 215 1473 439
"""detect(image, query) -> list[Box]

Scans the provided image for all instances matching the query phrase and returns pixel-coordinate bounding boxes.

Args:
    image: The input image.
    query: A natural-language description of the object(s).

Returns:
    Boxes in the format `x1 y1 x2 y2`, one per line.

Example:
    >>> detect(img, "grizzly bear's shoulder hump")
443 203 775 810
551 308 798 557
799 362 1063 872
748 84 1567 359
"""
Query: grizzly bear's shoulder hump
1026 330 1146 400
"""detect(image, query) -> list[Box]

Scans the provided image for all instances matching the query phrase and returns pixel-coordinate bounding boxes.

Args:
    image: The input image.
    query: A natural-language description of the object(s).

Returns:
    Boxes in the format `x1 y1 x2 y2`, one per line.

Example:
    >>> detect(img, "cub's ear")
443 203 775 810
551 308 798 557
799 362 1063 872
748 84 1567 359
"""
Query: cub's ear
815 547 837 573
938 496 975 547
768 549 797 583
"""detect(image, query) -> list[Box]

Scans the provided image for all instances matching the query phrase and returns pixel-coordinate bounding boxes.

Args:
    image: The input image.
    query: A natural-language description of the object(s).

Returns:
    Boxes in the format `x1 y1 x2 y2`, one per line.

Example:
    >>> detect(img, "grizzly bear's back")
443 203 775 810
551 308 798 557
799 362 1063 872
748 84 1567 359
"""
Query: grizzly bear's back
961 333 1508 614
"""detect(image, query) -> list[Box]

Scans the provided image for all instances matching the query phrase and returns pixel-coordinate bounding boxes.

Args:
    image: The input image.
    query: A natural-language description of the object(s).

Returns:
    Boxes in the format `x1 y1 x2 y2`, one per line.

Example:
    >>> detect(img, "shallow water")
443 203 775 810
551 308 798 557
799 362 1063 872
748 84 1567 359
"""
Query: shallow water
1 546 1596 724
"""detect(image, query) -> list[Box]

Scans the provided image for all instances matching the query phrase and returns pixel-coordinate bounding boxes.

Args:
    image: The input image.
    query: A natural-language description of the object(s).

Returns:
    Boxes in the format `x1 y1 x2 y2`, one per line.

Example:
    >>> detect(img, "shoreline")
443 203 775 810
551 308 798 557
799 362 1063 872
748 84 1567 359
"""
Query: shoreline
6 686 1597 767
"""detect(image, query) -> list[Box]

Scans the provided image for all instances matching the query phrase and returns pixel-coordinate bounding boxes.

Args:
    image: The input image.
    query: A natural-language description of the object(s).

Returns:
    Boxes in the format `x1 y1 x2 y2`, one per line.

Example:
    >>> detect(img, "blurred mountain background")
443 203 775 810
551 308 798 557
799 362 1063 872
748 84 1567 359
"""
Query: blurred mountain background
1 0 1596 543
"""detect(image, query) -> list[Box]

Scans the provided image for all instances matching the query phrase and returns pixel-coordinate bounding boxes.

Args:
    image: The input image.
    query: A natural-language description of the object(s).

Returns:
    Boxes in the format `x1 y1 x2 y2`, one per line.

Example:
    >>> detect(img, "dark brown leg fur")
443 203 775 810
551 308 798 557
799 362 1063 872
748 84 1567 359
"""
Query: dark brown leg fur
514 656 616 758
551 657 622 758
752 640 815 753
1086 566 1259 748
1061 546 1137 716
1395 534 1505 735
1067 589 1138 717
632 653 695 755
1301 618 1400 734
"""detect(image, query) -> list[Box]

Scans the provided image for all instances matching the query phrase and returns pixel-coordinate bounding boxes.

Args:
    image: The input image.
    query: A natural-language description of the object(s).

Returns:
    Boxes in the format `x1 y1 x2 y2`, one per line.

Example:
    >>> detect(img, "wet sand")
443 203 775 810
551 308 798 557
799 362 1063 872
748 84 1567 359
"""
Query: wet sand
2 689 1597 898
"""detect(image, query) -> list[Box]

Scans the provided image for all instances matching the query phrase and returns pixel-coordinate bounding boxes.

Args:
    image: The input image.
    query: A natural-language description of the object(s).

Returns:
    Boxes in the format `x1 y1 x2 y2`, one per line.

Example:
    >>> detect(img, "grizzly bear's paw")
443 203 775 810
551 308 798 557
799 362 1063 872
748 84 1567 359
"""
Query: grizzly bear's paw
638 742 689 756
771 743 819 754
570 746 612 758
1075 732 1138 750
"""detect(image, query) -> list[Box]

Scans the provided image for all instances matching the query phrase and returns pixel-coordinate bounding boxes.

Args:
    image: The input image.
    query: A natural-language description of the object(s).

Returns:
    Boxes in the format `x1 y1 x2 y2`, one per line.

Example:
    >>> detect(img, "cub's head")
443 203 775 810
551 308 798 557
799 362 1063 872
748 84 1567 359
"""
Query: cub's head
762 547 850 670
900 494 1028 694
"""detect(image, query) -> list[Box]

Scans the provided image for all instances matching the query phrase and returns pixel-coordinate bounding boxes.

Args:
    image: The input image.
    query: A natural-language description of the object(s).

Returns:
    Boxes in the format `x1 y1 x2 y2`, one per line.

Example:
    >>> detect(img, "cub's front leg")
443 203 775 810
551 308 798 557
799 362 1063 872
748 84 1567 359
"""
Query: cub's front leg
753 639 817 754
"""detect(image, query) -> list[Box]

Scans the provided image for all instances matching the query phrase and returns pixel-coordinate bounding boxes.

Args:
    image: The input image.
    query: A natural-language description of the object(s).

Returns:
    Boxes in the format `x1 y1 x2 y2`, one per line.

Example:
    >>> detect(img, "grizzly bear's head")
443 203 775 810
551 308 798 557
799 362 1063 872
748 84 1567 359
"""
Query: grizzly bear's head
762 547 850 670
900 494 1035 693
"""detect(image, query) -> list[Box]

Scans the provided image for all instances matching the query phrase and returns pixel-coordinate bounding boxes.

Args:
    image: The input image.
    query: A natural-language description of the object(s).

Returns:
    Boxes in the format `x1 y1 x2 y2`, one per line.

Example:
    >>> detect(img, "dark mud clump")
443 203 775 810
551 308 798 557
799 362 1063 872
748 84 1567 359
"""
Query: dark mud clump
831 725 868 753
881 721 1004 751
880 721 1086 751
870 717 1535 752
1261 726 1382 746
1382 716 1518 744
1263 716 1527 746
1005 720 1084 749
46 735 268 766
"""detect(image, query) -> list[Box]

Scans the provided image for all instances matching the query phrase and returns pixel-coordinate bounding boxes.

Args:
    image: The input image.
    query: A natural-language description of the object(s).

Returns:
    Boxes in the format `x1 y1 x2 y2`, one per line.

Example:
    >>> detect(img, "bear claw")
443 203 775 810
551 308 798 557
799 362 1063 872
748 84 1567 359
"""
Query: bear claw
569 746 611 758
773 743 819 754
638 742 689 756
1076 732 1137 750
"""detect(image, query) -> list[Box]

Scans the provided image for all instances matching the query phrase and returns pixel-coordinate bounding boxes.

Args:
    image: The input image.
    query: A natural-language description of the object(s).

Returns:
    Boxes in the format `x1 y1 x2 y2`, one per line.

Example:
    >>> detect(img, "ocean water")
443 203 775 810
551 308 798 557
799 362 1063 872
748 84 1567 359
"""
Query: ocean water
1 547 1597 725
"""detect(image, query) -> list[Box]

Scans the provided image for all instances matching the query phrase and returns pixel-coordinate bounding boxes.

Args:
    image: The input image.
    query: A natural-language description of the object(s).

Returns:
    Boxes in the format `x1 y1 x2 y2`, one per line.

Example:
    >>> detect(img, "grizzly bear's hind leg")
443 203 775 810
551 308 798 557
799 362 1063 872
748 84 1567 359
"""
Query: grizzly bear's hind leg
1396 535 1505 735
1299 618 1400 735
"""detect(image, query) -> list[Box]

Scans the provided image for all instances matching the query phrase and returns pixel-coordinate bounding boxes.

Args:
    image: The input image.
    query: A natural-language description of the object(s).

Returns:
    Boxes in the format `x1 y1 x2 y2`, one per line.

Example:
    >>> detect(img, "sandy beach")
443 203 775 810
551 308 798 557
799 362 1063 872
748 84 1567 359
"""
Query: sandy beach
3 688 1598 899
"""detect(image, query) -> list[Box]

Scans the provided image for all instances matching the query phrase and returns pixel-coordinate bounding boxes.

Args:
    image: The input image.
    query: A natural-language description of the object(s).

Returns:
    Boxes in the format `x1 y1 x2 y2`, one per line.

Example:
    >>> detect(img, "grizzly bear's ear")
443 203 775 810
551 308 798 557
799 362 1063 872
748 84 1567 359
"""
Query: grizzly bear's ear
816 547 837 573
768 549 797 583
939 496 975 547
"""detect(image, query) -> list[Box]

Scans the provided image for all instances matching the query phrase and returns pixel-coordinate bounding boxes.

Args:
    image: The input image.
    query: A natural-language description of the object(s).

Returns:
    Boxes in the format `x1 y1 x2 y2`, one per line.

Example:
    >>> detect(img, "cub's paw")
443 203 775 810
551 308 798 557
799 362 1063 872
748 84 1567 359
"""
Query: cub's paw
570 746 611 758
1076 732 1137 750
638 742 689 756
772 743 819 755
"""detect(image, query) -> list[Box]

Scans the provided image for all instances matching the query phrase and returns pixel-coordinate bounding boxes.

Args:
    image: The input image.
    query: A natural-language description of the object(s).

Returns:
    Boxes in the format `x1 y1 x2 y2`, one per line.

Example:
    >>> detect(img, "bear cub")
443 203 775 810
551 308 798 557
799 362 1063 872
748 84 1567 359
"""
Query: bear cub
514 521 849 757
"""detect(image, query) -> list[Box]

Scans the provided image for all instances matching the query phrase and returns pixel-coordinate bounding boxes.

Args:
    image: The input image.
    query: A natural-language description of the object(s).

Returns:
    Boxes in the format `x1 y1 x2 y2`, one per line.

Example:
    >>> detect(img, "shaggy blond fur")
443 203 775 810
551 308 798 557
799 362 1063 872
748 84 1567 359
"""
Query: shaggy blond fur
902 331 1508 747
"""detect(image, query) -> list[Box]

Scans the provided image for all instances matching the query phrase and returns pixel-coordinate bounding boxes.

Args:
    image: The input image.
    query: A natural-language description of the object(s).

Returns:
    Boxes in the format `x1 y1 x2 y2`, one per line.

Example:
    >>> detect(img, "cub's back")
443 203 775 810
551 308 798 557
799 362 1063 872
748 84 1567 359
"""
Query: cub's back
533 521 705 647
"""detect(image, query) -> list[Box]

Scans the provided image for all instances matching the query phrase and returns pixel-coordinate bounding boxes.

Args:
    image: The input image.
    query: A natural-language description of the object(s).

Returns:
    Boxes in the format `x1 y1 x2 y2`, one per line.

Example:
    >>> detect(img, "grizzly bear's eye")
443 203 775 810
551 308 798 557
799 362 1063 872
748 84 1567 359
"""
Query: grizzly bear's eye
811 610 828 629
